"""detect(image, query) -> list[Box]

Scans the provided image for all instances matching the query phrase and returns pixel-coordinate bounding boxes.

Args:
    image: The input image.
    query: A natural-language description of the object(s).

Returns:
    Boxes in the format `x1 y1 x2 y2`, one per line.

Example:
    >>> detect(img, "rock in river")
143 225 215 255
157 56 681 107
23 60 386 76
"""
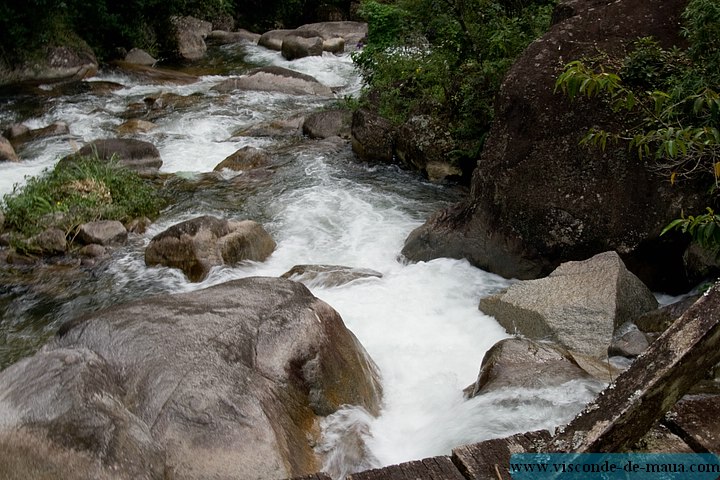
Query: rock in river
479 252 657 358
0 277 382 479
145 215 276 282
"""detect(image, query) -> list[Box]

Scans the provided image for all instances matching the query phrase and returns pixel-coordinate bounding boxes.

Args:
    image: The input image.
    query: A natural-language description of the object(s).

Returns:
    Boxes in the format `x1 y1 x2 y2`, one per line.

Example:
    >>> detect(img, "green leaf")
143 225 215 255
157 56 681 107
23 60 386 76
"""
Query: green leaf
694 95 705 114
661 218 687 235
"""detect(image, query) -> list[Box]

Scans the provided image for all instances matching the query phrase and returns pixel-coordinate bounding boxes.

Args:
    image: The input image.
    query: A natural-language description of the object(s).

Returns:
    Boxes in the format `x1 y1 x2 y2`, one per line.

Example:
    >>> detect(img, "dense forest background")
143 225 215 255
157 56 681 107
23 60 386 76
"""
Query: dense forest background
0 0 353 64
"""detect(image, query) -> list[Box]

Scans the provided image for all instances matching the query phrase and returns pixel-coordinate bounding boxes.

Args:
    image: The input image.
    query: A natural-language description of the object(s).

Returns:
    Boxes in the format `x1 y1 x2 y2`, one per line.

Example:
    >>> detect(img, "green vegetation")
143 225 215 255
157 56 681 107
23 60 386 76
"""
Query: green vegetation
0 0 352 64
2 155 163 239
352 0 555 159
554 0 720 252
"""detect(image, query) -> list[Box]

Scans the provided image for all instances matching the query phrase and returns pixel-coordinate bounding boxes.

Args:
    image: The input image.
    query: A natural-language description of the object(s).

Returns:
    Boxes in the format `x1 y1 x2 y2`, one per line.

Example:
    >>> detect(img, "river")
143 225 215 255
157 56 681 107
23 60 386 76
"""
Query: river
0 40 602 477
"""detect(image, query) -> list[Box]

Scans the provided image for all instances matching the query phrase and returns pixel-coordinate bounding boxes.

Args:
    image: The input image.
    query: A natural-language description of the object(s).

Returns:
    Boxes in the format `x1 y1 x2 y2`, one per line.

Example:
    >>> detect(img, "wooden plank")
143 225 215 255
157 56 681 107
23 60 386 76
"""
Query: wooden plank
347 455 465 480
549 284 720 452
663 394 720 453
292 473 333 480
452 430 552 480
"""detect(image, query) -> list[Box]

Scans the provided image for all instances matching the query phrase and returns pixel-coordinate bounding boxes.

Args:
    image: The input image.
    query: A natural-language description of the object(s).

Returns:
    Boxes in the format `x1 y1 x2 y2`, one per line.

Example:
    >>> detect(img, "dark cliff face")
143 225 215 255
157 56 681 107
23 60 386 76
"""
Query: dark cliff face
403 0 708 294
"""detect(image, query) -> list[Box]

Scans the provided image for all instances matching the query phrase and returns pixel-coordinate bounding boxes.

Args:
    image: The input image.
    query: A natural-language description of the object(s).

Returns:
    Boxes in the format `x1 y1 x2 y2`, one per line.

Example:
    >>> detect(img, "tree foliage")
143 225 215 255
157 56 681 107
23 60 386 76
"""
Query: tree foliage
353 0 555 158
0 0 352 64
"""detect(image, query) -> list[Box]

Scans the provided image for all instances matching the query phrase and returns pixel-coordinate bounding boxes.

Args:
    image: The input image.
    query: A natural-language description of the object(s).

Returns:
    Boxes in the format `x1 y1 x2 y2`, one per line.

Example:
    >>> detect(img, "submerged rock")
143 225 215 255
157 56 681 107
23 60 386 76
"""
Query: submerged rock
281 264 383 287
110 61 199 86
0 277 382 479
212 66 332 96
213 146 270 172
117 119 157 135
231 113 306 138
6 121 70 149
145 215 276 282
479 252 657 358
0 135 18 161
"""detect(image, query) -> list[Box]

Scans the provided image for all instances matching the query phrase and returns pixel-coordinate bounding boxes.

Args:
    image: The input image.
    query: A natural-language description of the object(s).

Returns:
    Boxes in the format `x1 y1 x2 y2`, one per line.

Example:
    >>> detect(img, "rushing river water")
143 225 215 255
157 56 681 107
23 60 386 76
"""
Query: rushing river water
0 41 602 476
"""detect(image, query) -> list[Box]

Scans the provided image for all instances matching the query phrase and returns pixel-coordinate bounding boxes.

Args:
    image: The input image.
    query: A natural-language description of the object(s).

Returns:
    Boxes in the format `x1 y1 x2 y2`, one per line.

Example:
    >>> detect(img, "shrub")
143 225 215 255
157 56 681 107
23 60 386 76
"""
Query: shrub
2 155 163 238
352 0 555 161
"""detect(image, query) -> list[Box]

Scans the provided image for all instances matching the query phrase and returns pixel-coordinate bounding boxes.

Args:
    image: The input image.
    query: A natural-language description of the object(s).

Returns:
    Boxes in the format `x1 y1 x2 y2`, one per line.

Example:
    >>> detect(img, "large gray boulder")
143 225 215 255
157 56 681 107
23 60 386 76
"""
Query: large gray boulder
281 35 324 60
61 138 163 176
303 109 352 139
550 282 720 452
170 16 212 61
479 252 658 358
27 228 67 255
401 0 702 293
0 43 98 86
351 108 396 163
0 277 382 479
296 22 367 50
145 216 276 282
212 66 333 96
258 29 294 51
76 220 128 246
